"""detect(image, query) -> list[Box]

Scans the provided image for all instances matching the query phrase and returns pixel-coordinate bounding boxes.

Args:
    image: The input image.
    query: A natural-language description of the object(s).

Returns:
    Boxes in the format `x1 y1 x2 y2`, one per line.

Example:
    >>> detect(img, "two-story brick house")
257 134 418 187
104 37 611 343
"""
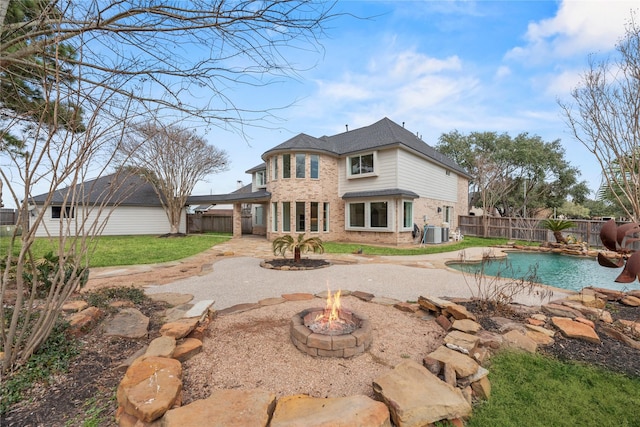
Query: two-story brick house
223 117 470 245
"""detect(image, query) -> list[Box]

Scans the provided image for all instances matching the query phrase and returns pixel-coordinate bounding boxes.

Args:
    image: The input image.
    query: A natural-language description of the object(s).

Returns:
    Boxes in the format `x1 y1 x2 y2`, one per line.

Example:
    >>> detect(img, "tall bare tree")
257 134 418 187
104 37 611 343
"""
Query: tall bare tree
118 122 229 235
560 13 640 221
1 1 338 132
0 0 337 373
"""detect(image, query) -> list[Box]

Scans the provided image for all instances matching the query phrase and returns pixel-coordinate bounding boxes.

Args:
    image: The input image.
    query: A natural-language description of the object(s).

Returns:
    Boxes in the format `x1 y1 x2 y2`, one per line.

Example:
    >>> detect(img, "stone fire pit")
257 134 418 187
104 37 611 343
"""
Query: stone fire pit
290 307 372 358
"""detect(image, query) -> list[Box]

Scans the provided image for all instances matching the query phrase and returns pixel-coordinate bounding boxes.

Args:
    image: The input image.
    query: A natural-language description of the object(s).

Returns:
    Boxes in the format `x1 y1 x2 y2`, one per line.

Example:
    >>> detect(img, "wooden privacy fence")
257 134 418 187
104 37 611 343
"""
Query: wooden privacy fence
458 215 608 248
187 214 233 234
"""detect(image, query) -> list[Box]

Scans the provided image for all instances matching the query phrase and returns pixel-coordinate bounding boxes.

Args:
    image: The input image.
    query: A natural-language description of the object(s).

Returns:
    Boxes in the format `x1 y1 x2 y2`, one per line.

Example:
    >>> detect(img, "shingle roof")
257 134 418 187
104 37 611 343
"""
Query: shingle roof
30 173 163 207
187 189 270 204
342 189 420 199
262 117 469 177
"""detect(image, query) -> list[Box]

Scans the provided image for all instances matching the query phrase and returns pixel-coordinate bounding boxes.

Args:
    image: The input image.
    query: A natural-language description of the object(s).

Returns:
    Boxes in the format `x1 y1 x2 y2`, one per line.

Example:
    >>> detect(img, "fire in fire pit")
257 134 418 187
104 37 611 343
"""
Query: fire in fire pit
307 290 358 336
290 289 372 358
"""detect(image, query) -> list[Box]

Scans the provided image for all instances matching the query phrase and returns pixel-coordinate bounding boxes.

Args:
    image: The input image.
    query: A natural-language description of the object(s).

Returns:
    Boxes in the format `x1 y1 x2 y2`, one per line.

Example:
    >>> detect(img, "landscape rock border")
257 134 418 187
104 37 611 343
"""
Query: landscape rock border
106 285 640 426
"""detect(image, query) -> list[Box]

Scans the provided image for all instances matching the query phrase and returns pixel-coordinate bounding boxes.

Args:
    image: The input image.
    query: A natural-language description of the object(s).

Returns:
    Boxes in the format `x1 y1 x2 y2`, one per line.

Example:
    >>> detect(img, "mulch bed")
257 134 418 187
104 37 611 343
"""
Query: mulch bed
469 301 640 378
262 258 332 270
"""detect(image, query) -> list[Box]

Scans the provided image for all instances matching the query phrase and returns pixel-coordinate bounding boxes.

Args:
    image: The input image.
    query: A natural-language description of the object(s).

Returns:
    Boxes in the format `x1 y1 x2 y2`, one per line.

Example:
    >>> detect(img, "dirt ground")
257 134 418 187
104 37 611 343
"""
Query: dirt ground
4 264 640 426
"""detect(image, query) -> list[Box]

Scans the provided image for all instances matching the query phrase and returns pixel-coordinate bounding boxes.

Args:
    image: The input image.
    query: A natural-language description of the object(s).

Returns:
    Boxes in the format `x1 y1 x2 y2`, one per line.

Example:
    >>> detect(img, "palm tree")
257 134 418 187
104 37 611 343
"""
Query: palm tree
540 219 576 244
272 234 325 262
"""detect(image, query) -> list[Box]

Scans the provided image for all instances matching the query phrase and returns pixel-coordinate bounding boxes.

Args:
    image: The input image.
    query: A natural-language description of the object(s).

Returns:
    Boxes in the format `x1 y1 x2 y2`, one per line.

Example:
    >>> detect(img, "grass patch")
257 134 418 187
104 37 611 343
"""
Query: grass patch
1 233 231 268
467 351 640 427
323 236 536 256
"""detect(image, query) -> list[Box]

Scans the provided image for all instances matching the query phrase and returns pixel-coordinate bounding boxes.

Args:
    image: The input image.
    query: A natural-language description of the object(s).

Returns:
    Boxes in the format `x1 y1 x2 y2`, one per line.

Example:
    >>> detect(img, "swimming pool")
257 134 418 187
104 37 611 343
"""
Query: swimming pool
447 251 640 293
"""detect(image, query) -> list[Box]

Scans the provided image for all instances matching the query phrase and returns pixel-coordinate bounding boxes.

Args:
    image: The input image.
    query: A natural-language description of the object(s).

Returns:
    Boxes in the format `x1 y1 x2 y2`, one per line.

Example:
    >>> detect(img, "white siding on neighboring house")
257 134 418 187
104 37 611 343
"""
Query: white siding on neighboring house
30 205 184 237
397 149 458 202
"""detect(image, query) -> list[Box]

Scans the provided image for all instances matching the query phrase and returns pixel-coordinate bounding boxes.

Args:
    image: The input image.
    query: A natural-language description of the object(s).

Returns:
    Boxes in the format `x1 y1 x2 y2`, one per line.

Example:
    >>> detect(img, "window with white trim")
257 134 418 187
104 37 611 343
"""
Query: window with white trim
283 154 291 179
272 202 278 231
310 154 319 179
296 202 305 232
323 202 330 232
348 153 375 177
346 200 391 230
310 202 319 232
256 170 266 188
52 206 74 219
255 206 264 226
283 202 291 231
296 154 305 178
402 201 413 229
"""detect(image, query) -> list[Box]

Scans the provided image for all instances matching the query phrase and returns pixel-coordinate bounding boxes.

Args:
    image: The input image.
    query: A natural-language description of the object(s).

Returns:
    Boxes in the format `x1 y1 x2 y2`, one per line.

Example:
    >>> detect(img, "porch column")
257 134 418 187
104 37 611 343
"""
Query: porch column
233 202 242 237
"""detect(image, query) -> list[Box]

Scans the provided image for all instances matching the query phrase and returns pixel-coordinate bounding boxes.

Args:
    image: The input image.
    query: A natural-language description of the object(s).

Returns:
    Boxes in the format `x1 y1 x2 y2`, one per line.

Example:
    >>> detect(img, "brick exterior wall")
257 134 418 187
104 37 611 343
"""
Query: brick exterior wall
264 152 469 246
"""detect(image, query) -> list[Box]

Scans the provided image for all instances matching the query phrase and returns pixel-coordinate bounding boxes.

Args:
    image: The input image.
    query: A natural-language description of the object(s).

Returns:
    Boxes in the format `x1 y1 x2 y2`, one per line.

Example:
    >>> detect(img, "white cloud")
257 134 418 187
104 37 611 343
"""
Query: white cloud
495 66 511 79
507 0 638 62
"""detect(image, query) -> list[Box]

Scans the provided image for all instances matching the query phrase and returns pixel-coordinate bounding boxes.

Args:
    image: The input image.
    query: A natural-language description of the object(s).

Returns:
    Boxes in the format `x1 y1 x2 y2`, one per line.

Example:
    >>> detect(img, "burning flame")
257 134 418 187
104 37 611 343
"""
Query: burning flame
316 288 342 327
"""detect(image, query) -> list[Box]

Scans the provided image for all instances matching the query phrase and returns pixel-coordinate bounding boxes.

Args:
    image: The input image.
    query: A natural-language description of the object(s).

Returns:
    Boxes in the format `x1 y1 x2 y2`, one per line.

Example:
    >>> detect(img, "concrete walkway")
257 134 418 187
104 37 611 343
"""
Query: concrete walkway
139 237 569 310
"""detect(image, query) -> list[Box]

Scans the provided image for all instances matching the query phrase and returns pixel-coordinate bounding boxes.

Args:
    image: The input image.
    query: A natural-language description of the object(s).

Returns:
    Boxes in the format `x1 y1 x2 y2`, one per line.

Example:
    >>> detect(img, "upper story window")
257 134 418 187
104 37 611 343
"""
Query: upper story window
310 154 319 179
296 153 305 178
256 170 266 188
348 152 375 177
272 157 278 180
283 154 291 178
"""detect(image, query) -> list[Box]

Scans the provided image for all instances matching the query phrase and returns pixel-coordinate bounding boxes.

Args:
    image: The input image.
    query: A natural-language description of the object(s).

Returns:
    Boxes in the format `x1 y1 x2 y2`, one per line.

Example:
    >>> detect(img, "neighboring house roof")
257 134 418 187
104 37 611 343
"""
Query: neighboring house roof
245 163 266 174
262 117 470 177
187 189 271 205
30 173 163 207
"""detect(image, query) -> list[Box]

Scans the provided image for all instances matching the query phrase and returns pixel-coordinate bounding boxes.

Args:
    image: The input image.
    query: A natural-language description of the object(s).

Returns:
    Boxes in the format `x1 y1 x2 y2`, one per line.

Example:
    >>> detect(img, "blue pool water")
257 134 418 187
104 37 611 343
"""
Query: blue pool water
447 251 640 292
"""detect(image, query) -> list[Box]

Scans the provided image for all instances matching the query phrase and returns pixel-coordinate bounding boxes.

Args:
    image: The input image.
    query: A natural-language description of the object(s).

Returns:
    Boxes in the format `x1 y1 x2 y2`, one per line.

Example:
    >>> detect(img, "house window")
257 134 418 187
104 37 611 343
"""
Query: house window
444 206 454 224
256 170 266 188
370 202 388 228
283 154 291 179
347 201 391 230
296 153 305 178
272 157 278 181
255 206 264 226
272 202 278 231
349 203 365 227
283 202 291 231
310 154 319 179
348 153 375 177
323 202 329 232
52 206 74 219
310 202 319 232
403 201 413 229
296 202 305 232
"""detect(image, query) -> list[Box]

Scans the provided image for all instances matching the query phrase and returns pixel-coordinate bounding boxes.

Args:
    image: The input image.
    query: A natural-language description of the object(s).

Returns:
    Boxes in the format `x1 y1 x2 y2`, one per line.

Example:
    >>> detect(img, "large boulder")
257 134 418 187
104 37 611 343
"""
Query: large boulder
162 388 275 427
373 360 472 426
270 394 390 427
117 356 182 423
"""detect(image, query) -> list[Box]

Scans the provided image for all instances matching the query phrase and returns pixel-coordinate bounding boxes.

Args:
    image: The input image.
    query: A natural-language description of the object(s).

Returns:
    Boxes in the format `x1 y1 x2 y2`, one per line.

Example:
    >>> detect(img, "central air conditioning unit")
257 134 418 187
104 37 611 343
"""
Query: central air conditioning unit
425 226 442 244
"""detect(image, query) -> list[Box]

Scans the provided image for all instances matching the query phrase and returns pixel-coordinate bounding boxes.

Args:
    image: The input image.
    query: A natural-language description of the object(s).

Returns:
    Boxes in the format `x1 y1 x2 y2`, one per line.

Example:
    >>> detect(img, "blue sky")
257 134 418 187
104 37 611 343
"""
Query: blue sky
194 0 640 199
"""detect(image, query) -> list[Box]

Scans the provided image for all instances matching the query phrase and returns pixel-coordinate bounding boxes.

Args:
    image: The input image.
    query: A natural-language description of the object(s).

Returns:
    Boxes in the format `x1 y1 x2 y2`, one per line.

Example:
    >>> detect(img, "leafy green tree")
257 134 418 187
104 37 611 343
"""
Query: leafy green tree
556 201 590 219
272 234 325 263
436 131 587 218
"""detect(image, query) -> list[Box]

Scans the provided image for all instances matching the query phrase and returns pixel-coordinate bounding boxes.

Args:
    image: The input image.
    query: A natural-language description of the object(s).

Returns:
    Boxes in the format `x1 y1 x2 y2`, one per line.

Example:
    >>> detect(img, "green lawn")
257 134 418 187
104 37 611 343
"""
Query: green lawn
323 236 537 256
467 351 640 427
1 233 231 268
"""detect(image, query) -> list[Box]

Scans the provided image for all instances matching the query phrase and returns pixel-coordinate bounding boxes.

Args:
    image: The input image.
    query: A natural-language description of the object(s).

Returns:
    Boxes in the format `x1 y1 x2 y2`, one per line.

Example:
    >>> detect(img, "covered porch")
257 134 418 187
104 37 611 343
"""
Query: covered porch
187 190 271 238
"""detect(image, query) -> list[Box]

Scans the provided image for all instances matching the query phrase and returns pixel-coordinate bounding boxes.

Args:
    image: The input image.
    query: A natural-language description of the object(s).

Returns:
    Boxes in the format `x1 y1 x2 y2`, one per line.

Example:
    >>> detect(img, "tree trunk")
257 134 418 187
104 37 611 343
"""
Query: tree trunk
553 231 568 244
294 247 301 263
